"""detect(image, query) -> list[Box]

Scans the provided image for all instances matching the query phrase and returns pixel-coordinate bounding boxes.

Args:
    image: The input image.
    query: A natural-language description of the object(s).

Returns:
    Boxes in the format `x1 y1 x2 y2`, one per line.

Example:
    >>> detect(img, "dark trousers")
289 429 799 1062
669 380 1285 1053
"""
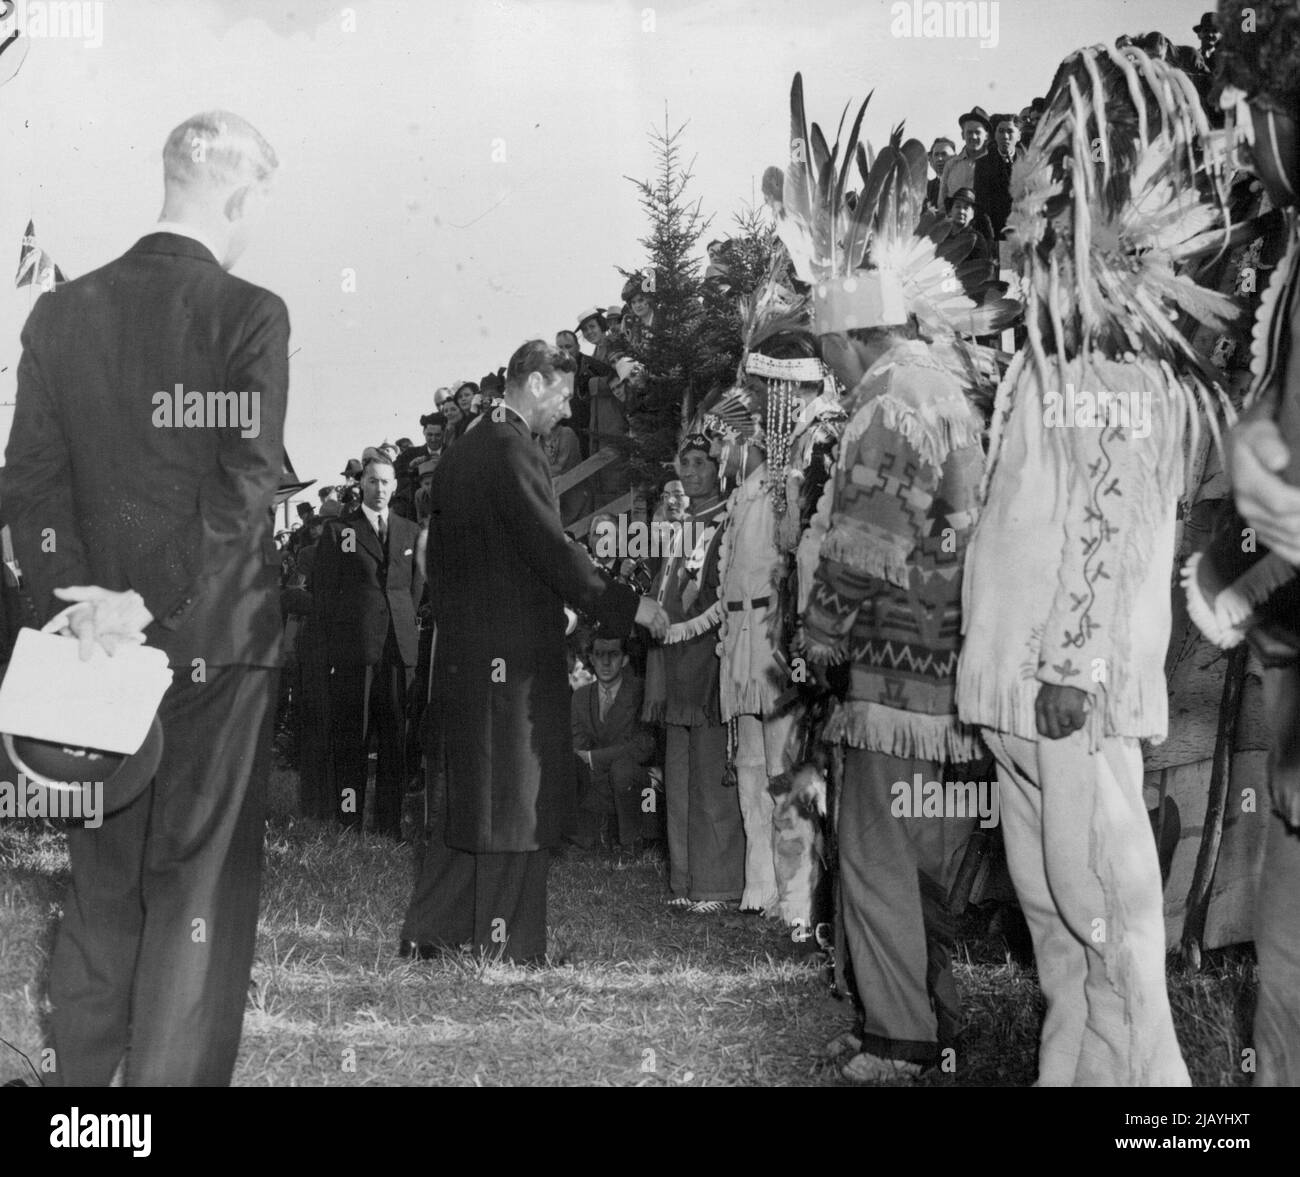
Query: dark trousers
402 839 550 963
329 632 412 837
296 629 333 819
574 754 651 847
47 666 275 1087
664 722 744 901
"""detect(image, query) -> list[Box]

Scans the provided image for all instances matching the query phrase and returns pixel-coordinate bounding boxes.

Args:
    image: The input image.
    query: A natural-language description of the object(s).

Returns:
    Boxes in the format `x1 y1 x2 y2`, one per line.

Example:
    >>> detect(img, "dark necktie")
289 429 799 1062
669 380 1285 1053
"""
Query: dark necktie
377 513 387 549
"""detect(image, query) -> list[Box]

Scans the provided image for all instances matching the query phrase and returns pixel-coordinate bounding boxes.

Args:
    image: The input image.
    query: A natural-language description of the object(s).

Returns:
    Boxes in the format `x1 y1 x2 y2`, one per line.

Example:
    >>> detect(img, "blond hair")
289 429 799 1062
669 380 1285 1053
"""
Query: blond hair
163 111 277 192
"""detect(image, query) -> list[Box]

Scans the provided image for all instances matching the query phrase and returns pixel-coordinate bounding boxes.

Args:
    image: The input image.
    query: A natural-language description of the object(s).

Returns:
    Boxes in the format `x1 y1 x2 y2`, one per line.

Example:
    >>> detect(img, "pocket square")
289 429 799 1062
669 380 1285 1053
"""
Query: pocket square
404 548 413 556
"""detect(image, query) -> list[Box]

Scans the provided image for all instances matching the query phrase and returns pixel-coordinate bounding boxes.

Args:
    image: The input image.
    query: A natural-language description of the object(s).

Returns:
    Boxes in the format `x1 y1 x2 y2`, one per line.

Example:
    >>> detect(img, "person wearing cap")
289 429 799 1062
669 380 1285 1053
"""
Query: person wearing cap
447 381 480 444
577 307 615 363
1172 13 1221 118
973 114 1022 239
622 273 657 352
947 188 992 261
939 106 991 211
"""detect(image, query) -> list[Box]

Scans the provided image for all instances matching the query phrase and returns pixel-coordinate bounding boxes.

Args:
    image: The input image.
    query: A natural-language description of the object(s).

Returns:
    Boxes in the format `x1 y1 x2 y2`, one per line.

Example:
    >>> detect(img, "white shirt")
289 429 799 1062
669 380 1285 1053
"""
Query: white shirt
360 503 388 540
152 220 224 264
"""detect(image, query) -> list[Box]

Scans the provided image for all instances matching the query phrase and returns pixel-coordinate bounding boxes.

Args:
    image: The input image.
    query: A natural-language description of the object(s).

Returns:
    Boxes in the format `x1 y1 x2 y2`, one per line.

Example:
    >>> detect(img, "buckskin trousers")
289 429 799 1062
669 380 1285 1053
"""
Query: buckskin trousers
982 728 1190 1086
47 666 276 1087
1253 664 1300 1086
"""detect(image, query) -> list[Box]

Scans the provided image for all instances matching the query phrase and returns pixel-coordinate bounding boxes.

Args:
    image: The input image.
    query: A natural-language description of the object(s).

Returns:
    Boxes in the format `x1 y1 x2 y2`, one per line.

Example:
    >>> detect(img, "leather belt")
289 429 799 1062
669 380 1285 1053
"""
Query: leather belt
726 596 771 612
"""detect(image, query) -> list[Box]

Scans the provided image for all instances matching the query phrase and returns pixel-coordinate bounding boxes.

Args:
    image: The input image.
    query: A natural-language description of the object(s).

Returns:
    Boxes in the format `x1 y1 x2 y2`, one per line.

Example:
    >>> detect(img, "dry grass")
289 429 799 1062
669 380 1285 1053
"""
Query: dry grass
0 766 1258 1087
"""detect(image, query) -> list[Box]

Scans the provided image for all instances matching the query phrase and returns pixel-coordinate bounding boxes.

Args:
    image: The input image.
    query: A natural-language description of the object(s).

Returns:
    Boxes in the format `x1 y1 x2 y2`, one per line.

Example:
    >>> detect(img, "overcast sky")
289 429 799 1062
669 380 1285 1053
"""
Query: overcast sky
1 0 1204 496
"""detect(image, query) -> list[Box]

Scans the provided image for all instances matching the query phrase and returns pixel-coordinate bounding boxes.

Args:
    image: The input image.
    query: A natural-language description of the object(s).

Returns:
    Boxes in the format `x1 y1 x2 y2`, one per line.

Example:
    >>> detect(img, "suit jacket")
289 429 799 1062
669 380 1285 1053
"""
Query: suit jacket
4 232 289 668
973 147 1019 239
428 406 639 852
572 673 654 769
312 507 423 667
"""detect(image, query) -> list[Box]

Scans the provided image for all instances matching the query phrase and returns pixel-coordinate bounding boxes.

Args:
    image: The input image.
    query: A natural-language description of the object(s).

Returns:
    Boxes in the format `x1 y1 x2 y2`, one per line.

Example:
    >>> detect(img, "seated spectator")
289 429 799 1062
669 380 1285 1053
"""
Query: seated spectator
569 629 658 851
947 188 992 260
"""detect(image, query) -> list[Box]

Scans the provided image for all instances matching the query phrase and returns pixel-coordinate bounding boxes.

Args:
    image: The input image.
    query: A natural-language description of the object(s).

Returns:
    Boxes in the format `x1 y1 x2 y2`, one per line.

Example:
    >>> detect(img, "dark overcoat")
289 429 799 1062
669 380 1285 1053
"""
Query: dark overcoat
428 407 638 852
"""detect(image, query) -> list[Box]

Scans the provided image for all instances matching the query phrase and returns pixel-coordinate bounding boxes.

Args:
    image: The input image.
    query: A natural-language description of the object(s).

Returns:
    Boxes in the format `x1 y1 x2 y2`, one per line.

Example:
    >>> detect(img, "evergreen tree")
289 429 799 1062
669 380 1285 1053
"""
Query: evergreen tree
696 204 778 402
621 113 710 490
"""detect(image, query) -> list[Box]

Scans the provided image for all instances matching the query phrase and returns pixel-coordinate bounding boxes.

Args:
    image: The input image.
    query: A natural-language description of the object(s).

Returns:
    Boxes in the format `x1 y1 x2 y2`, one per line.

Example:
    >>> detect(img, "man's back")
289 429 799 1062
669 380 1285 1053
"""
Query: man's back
6 231 289 668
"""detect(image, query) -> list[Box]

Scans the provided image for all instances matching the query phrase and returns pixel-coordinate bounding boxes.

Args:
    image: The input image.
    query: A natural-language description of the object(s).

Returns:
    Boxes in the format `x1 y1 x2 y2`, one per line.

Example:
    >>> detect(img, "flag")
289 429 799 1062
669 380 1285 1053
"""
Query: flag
15 220 66 291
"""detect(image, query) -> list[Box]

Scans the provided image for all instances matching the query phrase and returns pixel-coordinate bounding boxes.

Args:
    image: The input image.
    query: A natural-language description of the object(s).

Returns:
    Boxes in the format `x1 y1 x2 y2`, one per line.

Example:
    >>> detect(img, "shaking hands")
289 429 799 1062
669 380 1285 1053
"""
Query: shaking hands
635 596 670 641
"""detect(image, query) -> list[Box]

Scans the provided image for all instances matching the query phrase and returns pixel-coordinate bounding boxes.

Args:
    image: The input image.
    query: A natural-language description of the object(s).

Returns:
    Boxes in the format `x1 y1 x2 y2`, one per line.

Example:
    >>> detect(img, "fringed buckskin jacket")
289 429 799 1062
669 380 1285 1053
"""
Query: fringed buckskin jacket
956 350 1188 750
802 340 985 762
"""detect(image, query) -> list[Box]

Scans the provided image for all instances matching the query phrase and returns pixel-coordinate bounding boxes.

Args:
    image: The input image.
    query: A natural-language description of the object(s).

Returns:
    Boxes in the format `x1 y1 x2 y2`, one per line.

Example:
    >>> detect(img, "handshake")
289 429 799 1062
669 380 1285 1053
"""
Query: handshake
634 596 670 641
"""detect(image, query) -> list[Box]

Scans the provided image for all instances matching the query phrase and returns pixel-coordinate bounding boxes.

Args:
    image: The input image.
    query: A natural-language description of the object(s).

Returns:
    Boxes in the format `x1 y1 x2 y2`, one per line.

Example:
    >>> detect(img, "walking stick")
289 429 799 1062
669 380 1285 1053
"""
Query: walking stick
1180 643 1248 971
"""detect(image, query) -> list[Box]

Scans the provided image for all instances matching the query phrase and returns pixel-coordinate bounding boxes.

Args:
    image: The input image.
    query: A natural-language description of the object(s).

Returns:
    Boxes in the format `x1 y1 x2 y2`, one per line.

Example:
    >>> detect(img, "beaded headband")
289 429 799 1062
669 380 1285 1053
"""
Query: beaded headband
743 353 825 382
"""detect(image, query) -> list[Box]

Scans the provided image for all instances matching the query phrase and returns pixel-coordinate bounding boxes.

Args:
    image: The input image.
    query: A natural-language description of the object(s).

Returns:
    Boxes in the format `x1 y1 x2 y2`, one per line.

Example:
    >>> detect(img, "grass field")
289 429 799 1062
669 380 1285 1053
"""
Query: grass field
0 765 1260 1087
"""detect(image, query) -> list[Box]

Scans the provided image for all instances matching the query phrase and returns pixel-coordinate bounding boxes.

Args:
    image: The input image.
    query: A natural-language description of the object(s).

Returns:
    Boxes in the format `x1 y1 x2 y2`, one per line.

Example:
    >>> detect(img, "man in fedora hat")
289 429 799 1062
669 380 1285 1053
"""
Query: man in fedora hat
939 105 991 211
1193 10 1220 65
4 110 287 1086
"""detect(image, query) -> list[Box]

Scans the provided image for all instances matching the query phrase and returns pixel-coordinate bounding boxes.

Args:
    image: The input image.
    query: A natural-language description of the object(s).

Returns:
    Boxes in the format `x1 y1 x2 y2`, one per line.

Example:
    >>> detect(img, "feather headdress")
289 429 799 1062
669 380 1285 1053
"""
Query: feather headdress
762 72 1020 347
1004 45 1239 443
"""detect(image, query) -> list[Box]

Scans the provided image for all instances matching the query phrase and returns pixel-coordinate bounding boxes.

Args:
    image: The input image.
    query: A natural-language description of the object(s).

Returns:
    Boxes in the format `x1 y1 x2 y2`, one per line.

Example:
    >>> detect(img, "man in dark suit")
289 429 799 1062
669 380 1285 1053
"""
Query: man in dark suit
972 115 1022 240
3 111 287 1086
924 137 956 214
571 631 656 850
401 339 668 964
312 455 423 839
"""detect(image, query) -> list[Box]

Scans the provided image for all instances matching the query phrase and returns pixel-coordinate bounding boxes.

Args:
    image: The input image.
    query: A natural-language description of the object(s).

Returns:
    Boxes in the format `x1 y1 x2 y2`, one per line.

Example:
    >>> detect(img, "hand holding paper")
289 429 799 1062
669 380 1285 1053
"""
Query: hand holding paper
50 586 155 661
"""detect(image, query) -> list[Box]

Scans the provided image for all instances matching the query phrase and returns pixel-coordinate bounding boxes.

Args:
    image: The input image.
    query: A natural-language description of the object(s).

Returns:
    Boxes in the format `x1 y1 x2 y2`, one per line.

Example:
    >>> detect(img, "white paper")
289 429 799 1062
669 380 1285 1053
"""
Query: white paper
0 629 173 755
